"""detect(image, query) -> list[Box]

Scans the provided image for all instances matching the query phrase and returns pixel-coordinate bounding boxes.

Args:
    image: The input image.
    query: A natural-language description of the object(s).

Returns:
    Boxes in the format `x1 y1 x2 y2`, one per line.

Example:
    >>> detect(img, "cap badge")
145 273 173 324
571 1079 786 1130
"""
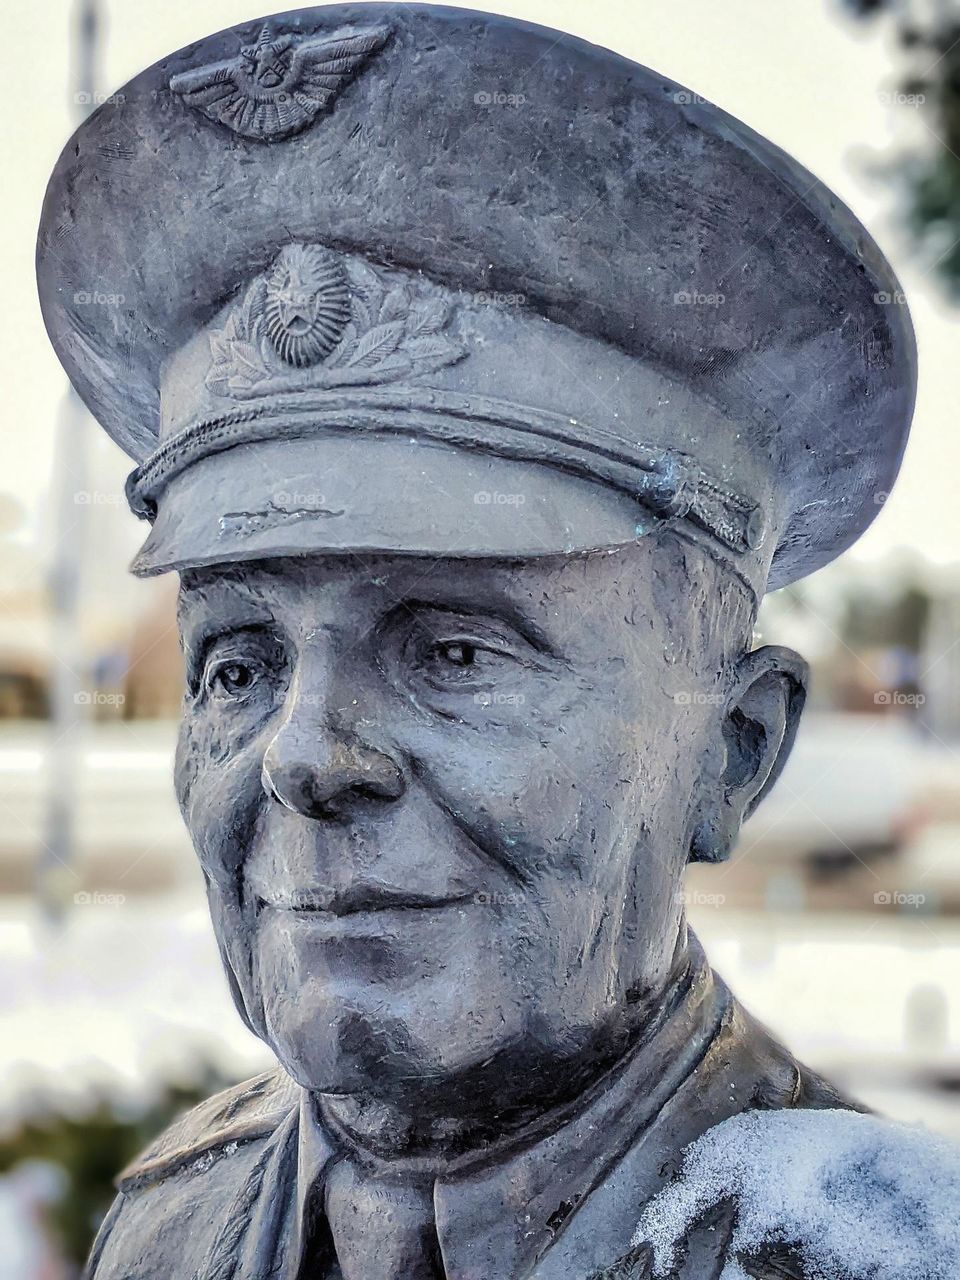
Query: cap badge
169 22 392 142
206 243 466 398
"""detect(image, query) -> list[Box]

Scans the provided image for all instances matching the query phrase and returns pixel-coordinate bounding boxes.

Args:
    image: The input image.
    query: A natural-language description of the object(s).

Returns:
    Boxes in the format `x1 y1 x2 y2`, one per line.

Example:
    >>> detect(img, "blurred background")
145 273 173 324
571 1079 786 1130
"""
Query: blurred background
5 0 960 1272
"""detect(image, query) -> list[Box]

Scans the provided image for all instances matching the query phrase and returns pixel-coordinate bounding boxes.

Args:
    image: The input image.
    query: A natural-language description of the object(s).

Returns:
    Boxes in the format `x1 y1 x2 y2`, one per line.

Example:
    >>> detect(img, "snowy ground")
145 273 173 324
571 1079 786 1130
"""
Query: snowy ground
695 907 960 1137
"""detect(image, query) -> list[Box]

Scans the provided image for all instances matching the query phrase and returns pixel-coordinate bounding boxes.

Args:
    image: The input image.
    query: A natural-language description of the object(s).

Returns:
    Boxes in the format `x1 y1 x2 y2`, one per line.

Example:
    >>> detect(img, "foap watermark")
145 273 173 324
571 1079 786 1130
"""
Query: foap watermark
271 689 331 709
673 690 725 707
74 891 126 907
472 290 527 308
74 91 126 107
673 289 725 308
474 490 525 507
474 89 526 107
273 490 326 507
874 690 925 708
675 889 727 908
673 91 710 105
74 691 126 708
474 691 525 708
474 890 523 907
877 90 925 107
874 890 926 909
874 290 908 305
73 290 125 307
74 489 124 506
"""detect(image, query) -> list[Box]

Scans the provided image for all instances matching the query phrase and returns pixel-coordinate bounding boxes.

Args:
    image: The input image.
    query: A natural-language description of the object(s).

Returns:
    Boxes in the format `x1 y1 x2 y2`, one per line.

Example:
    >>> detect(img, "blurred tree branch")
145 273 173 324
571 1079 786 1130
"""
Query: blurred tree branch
844 0 960 292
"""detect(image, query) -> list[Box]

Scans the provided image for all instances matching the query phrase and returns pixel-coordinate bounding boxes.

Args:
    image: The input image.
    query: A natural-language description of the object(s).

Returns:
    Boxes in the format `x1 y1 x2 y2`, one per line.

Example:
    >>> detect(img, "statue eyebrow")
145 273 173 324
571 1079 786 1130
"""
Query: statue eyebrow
177 585 279 655
177 572 270 623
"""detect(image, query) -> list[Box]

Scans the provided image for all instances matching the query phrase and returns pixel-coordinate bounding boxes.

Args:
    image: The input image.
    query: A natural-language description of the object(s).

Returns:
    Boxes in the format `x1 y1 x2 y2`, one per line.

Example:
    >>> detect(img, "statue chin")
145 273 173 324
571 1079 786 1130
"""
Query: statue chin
249 911 511 1101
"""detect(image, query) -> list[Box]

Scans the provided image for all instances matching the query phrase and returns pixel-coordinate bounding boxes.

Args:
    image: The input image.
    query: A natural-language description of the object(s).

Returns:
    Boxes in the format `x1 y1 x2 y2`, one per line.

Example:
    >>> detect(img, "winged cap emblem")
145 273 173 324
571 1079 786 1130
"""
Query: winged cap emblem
169 22 392 141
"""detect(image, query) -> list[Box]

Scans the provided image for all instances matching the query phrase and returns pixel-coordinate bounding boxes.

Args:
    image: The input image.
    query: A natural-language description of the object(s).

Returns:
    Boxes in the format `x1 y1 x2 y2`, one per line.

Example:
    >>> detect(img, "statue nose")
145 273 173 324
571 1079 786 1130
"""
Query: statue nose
261 735 405 820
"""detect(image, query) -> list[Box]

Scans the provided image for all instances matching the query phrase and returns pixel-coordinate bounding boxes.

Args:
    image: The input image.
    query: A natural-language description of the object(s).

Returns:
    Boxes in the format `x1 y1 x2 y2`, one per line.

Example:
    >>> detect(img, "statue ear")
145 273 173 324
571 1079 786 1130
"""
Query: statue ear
689 646 808 864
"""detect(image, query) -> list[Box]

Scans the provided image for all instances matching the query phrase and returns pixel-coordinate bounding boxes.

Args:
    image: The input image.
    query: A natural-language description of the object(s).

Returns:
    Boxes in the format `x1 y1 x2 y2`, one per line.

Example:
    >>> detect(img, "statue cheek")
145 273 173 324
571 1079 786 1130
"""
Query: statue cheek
205 877 263 1038
177 723 269 883
173 717 203 812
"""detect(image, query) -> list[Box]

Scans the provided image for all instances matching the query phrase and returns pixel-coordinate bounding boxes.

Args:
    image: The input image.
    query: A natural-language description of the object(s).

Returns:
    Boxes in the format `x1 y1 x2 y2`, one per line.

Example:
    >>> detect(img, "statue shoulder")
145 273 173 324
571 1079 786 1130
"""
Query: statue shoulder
116 1066 299 1192
637 1108 960 1280
85 1069 300 1278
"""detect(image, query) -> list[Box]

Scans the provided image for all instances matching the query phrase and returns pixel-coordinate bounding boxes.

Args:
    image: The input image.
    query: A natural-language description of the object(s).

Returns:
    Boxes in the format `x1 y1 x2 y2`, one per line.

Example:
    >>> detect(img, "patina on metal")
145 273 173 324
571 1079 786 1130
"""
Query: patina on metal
36 5 916 1278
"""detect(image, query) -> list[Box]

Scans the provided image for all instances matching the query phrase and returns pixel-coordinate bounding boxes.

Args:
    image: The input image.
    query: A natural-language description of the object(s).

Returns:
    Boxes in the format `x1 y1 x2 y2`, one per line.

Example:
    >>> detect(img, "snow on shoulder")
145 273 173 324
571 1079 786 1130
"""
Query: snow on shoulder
634 1108 960 1280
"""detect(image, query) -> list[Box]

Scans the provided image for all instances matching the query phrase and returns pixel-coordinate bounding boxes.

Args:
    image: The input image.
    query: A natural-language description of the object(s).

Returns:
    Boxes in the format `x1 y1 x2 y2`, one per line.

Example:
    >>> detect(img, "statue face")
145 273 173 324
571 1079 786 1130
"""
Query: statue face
175 539 756 1108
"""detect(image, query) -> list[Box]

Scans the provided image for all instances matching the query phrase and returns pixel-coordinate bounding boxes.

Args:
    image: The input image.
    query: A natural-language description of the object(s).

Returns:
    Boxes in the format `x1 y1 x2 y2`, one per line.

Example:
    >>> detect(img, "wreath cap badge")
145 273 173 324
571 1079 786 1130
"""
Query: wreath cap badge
205 244 467 400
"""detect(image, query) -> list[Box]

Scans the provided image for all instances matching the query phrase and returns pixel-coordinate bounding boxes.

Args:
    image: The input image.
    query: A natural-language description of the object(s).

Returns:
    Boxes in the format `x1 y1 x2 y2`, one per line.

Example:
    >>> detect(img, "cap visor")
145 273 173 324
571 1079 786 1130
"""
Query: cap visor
131 433 659 576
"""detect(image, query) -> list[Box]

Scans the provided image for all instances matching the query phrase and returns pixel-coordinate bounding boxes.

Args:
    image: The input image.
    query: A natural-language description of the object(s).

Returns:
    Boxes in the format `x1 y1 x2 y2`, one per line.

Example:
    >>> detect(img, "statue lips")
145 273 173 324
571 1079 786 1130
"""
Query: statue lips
251 882 476 938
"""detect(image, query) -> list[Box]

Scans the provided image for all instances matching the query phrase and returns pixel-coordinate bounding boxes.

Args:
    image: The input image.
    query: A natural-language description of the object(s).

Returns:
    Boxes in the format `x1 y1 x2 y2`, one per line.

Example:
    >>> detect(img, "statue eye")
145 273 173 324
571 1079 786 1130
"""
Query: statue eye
206 658 259 698
433 641 476 669
191 626 287 705
418 637 503 687
387 610 540 702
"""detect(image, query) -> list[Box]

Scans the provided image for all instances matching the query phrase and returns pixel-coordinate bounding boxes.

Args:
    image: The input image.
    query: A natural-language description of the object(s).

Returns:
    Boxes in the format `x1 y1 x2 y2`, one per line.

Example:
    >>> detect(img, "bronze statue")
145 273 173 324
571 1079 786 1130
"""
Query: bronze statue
37 6 943 1278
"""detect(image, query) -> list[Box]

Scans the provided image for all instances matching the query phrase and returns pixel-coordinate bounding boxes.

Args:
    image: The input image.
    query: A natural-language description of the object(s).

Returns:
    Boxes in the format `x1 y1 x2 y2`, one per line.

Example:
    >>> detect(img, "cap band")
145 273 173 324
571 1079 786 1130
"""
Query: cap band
126 386 766 557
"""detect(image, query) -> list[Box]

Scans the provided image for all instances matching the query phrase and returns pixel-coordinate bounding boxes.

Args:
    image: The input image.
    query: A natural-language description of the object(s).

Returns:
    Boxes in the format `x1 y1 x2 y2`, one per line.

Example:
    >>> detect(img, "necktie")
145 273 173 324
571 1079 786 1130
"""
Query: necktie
324 1155 445 1280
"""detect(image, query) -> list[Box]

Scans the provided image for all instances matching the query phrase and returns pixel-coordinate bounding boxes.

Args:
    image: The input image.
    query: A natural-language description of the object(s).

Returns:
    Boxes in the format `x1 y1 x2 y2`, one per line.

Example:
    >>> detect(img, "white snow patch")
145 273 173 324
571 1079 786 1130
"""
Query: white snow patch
633 1108 960 1280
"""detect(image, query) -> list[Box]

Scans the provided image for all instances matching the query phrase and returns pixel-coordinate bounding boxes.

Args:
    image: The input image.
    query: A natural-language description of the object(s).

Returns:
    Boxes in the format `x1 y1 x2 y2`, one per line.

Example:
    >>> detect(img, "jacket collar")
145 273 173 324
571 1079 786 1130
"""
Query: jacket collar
287 943 728 1279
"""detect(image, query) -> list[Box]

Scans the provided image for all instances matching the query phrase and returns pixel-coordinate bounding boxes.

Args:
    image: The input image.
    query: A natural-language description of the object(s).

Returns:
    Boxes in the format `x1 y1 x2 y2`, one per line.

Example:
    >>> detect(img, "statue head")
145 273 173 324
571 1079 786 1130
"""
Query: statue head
173 536 804 1110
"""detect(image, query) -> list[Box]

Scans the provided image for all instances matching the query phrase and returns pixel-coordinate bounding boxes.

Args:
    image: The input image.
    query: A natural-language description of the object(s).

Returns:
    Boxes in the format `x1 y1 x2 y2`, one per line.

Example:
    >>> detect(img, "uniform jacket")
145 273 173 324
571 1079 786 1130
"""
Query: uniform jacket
84 970 847 1280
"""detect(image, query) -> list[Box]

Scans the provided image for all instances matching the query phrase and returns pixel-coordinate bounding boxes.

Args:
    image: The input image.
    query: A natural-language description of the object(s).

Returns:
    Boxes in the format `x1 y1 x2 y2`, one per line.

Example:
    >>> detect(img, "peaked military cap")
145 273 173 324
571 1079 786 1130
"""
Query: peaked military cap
37 3 917 594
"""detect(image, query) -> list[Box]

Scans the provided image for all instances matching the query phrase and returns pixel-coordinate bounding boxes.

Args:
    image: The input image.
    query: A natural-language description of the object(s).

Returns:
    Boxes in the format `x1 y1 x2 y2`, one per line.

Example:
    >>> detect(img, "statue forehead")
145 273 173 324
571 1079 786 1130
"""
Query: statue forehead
177 539 696 606
174 541 730 673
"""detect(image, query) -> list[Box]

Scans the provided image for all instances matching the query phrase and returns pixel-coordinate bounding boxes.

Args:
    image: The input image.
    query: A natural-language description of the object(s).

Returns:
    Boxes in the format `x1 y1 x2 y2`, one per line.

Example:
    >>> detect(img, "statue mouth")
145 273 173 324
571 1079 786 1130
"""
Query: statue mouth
253 883 474 919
